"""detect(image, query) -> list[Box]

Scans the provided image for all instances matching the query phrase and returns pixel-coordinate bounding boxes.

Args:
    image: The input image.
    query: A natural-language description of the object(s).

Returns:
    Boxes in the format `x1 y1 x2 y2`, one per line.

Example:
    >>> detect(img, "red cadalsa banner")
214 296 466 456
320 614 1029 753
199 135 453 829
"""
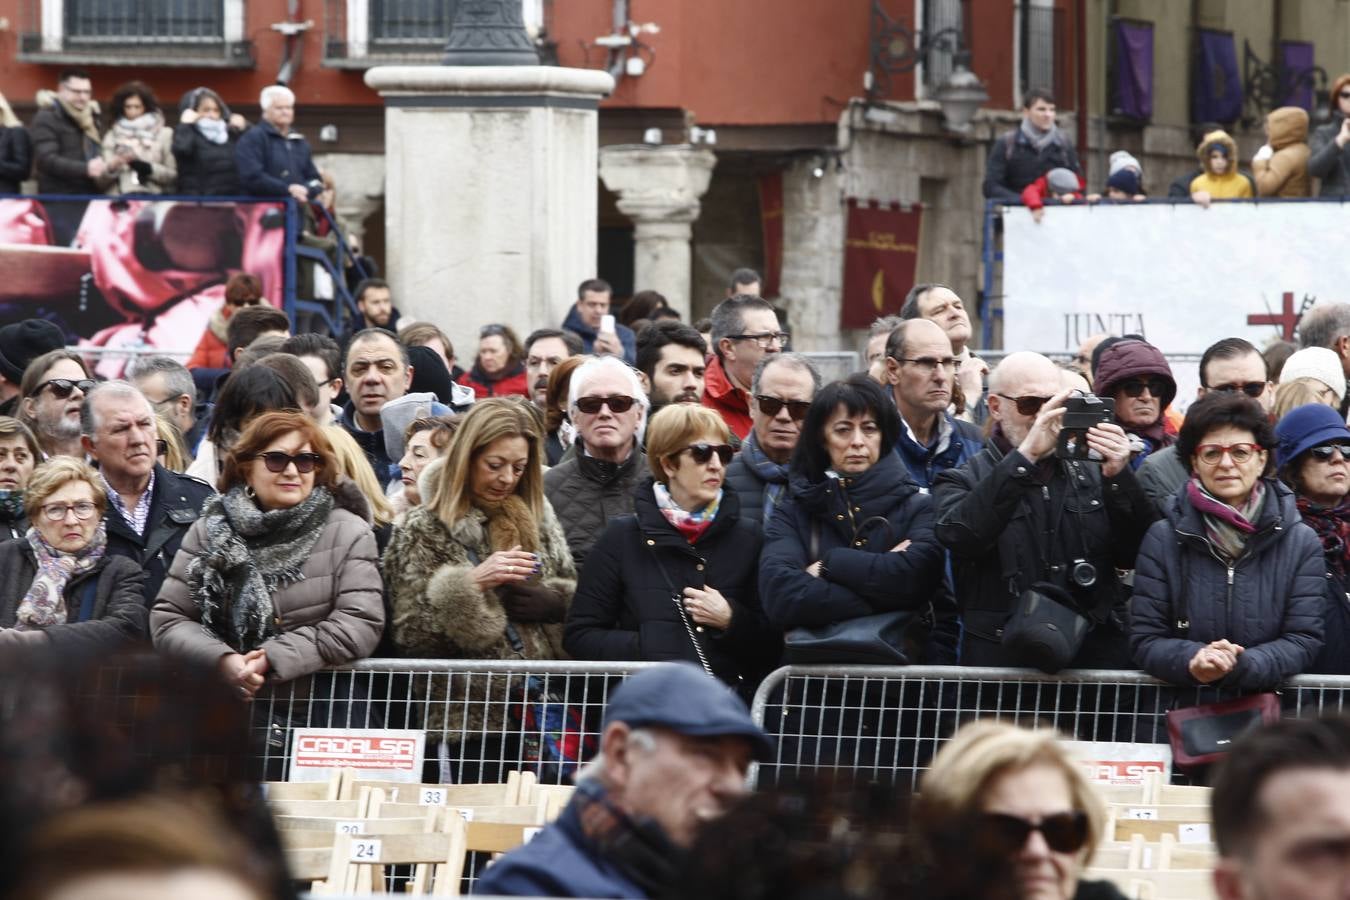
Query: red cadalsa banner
840 199 922 329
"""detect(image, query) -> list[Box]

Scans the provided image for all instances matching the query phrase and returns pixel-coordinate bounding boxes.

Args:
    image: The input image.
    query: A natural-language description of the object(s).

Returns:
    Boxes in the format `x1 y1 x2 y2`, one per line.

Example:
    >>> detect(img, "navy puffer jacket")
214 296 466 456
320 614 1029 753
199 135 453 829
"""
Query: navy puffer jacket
1130 478 1325 690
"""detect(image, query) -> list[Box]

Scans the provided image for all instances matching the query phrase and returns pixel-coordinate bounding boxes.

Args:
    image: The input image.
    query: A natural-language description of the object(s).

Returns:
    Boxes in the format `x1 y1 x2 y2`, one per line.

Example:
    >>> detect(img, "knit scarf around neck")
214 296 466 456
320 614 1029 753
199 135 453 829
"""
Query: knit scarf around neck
1186 477 1265 562
739 431 790 526
55 95 101 148
110 112 162 158
571 779 681 895
1297 495 1350 582
654 481 720 543
474 493 539 554
1020 116 1064 153
187 484 334 652
195 116 229 145
14 520 107 630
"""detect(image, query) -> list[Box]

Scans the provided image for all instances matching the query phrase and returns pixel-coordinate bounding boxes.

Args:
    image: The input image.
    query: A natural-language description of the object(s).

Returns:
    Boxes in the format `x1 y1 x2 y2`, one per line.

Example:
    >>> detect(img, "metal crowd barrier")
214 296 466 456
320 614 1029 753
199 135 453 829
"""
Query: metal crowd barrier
748 665 1350 789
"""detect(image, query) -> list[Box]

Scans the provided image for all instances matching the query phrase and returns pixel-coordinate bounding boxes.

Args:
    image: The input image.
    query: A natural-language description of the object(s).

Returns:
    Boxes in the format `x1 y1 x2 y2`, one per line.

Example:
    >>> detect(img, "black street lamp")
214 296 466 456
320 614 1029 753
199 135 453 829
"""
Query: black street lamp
866 1 988 133
442 0 540 66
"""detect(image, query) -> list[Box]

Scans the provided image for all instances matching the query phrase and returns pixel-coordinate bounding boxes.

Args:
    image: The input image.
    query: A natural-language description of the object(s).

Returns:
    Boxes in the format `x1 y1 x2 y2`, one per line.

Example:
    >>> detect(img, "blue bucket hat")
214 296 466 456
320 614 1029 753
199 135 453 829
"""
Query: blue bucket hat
602 663 775 760
1275 403 1350 469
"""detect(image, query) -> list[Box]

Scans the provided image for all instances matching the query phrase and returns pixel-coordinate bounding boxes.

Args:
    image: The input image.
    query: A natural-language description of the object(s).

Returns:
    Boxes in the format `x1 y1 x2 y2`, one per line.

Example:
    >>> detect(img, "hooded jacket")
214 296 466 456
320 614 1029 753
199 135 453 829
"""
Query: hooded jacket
1092 339 1177 470
1130 478 1325 691
172 88 244 196
1253 107 1311 198
1189 131 1253 199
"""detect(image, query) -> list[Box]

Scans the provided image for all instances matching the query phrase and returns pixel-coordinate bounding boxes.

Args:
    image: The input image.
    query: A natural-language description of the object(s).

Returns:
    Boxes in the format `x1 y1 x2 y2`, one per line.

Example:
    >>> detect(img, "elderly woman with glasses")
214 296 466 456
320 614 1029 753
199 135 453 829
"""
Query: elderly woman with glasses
153 411 384 701
458 323 529 399
565 405 778 691
1131 392 1324 690
0 458 147 653
910 721 1124 900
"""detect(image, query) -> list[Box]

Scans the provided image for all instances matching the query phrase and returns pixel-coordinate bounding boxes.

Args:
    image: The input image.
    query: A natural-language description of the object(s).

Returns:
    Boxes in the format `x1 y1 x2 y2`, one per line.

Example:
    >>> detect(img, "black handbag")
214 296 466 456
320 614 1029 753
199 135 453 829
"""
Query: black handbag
783 517 931 665
1001 581 1090 674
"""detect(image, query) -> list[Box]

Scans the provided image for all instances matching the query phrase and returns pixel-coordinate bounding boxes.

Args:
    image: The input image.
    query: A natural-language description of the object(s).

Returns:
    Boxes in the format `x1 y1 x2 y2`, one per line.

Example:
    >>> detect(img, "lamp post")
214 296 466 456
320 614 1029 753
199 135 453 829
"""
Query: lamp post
442 0 539 66
866 1 988 133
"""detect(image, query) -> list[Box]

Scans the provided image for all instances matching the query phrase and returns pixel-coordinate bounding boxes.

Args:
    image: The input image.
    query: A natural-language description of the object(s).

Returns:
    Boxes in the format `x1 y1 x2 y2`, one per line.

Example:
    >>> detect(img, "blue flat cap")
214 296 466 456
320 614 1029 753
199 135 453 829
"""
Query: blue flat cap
603 663 775 760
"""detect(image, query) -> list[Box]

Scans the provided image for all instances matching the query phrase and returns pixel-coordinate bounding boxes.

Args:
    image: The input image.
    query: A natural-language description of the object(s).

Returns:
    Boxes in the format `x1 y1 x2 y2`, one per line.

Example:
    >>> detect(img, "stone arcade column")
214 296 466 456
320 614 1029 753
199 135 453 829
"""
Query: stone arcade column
598 145 717 320
364 66 614 357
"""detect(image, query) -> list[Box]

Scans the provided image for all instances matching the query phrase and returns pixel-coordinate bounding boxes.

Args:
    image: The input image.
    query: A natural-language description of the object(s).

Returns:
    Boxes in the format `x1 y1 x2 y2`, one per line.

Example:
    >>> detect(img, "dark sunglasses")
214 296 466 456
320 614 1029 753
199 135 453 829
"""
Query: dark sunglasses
1119 377 1169 398
37 378 95 399
974 811 1089 855
754 394 811 421
681 443 734 465
257 451 323 474
575 395 637 415
1310 444 1350 463
995 393 1050 417
1209 380 1266 399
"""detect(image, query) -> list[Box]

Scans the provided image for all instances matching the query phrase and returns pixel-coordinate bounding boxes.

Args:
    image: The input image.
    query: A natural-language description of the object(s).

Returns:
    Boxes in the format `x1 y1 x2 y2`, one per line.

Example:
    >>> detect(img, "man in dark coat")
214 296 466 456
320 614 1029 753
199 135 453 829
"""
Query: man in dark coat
235 84 321 201
982 87 1082 202
933 352 1156 669
30 69 108 244
561 278 636 364
340 329 412 490
473 664 773 898
724 353 819 528
885 319 983 490
81 383 213 604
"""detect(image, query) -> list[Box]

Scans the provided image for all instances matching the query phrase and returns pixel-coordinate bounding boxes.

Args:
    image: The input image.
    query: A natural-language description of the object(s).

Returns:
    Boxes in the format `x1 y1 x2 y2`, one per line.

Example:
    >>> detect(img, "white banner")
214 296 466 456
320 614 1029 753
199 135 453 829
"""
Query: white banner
1001 200 1350 360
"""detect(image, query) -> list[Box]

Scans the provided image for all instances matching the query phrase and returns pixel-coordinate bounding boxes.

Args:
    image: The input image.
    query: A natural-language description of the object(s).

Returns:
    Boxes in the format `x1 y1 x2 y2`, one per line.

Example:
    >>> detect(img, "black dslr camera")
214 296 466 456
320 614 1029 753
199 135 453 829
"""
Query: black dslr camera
1056 394 1114 461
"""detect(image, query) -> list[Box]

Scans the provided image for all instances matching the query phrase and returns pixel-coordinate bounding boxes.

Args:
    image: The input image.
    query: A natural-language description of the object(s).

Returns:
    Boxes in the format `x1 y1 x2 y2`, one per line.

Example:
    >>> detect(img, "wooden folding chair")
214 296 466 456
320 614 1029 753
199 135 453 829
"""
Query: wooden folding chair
326 819 469 896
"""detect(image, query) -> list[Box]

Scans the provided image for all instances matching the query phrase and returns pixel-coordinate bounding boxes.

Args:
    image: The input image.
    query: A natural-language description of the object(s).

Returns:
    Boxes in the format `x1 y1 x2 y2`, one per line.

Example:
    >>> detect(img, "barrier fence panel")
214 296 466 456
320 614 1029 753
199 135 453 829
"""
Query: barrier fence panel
748 665 1350 790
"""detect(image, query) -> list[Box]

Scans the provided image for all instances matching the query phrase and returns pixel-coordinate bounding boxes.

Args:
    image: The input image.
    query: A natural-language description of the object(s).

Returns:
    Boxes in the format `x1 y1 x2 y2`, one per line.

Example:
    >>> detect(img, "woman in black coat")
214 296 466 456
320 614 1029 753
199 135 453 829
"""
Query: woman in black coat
565 404 777 690
0 93 31 195
172 87 247 196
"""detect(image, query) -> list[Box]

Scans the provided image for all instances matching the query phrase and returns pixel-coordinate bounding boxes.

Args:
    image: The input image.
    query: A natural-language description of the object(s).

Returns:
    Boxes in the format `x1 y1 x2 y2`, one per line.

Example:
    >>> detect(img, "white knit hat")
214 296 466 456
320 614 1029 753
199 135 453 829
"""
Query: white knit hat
1281 346 1347 401
1109 150 1142 176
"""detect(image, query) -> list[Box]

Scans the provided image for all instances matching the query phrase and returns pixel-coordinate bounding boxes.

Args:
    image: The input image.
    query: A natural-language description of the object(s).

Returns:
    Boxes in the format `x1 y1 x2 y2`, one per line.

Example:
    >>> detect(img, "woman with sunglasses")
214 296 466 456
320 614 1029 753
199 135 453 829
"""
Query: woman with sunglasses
565 405 777 691
1276 403 1350 675
0 458 147 654
1131 392 1324 691
1091 338 1177 472
457 324 530 399
153 411 384 709
911 721 1123 900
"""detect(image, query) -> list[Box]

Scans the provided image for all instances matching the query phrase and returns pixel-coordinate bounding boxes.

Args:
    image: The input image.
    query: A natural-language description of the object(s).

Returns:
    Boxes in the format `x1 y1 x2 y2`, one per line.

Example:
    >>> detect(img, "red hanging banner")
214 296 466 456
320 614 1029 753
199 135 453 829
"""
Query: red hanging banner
758 172 784 299
840 199 923 329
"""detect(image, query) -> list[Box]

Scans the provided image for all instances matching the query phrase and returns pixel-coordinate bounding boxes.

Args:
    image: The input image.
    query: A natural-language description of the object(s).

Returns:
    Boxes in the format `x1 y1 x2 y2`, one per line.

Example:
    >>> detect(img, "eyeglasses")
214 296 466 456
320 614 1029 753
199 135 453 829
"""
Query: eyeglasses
1208 381 1267 399
754 395 811 421
256 451 323 474
36 378 95 399
575 395 637 415
148 392 186 408
681 443 734 465
40 501 98 522
995 393 1051 417
1195 442 1261 466
894 355 960 374
729 332 790 350
1118 377 1170 398
1310 444 1350 463
973 811 1090 856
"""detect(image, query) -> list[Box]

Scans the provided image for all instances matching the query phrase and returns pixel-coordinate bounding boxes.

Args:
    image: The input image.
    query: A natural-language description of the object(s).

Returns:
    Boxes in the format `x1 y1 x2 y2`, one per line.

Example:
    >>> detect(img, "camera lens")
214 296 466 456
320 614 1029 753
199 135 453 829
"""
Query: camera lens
1071 560 1097 589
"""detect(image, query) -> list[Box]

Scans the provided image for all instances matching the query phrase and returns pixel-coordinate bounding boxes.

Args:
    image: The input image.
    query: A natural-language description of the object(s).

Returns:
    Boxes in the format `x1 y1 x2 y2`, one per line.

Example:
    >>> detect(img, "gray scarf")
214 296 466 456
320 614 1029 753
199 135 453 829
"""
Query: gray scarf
187 484 334 652
1020 116 1064 153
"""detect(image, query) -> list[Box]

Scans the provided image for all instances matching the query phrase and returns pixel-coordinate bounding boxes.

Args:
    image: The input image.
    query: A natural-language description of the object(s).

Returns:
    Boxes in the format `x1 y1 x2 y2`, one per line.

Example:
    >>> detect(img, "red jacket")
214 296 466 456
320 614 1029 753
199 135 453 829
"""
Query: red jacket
187 311 230 370
702 355 753 439
457 363 529 399
1020 172 1086 211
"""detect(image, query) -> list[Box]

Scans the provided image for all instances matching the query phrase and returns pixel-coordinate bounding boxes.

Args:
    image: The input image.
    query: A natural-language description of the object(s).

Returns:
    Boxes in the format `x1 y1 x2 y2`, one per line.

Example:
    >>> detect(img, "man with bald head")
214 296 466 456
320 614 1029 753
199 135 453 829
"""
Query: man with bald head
933 352 1157 669
885 318 983 489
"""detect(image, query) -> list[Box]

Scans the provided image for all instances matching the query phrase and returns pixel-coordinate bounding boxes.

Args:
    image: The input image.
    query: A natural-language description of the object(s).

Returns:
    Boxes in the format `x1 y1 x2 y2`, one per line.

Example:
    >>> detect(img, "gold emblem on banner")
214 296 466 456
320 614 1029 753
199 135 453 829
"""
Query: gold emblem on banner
872 270 885 312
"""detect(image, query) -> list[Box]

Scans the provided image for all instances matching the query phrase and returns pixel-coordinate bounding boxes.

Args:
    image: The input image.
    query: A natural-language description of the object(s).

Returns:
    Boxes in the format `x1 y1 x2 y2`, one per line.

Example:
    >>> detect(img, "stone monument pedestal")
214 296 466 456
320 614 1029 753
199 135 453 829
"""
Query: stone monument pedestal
364 66 614 357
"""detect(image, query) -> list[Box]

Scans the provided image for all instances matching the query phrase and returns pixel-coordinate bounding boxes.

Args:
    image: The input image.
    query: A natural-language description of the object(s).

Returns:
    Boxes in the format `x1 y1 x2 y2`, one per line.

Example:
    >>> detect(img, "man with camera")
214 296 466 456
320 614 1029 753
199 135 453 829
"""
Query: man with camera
933 351 1157 670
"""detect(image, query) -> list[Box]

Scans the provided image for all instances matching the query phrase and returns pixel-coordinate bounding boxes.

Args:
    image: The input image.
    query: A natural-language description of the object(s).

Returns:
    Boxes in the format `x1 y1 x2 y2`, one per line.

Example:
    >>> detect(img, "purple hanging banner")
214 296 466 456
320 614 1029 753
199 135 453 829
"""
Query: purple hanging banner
1193 29 1242 123
1280 41 1315 110
1112 19 1154 120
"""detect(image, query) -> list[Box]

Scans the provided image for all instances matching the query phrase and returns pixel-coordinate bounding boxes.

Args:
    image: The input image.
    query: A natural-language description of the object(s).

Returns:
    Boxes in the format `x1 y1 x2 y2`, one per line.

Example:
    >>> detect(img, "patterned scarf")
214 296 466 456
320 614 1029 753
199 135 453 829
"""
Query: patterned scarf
739 431 790 526
571 779 680 895
654 481 721 543
187 484 333 652
1186 477 1265 562
1297 495 1350 582
15 520 107 631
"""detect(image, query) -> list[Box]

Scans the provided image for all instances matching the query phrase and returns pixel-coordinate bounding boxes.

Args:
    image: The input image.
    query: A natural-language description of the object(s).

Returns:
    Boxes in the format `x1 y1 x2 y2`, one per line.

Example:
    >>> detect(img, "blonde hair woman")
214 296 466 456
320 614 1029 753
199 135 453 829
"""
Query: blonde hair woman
155 416 190 474
323 425 395 532
383 397 575 782
912 721 1116 900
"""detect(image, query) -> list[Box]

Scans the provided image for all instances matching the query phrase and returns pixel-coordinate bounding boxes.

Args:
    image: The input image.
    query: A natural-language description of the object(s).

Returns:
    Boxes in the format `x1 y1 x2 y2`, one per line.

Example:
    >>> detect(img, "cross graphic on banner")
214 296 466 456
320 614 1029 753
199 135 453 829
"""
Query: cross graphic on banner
1247 292 1300 341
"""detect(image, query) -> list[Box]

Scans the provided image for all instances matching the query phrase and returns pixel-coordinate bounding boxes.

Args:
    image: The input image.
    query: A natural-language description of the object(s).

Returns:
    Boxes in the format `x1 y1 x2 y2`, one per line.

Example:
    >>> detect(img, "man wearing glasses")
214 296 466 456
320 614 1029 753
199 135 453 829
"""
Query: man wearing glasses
885 319 984 490
128 356 202 456
703 295 787 440
725 353 820 527
1138 338 1272 515
544 356 650 569
934 352 1155 669
18 350 94 460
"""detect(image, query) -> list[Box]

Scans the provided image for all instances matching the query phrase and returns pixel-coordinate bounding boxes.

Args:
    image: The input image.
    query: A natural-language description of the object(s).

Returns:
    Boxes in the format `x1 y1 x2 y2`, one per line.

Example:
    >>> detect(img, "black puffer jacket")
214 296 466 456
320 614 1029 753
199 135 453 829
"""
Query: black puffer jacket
543 442 646 571
564 480 778 688
1131 478 1325 690
759 452 950 639
30 101 101 194
1308 111 1350 197
933 439 1157 668
0 126 32 194
172 87 244 196
982 126 1082 202
0 541 147 653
